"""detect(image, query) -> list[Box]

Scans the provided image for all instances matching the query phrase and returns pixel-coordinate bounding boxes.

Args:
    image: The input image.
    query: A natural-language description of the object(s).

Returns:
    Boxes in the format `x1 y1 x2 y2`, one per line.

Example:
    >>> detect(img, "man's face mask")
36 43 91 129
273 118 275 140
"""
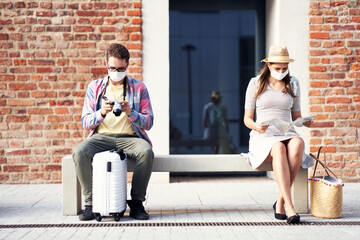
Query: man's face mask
108 70 126 82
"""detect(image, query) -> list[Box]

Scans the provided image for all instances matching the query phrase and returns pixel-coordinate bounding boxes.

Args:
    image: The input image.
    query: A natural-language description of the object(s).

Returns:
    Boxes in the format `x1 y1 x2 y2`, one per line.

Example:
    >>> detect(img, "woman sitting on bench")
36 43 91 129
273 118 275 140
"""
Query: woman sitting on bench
243 46 314 224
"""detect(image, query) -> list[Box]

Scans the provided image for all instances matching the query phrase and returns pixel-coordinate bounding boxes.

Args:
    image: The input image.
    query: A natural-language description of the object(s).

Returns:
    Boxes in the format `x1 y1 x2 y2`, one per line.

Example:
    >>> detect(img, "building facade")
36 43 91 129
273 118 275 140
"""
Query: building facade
0 0 359 183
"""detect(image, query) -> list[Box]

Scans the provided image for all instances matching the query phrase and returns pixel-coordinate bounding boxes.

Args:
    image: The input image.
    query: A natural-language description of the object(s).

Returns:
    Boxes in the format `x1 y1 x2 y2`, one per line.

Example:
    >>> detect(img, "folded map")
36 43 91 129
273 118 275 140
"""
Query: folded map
260 115 316 134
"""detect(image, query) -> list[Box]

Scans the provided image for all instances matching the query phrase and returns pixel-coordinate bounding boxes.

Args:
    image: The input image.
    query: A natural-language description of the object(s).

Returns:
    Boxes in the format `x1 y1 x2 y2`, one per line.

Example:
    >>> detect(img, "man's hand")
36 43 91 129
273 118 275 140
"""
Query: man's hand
120 101 132 116
100 100 114 117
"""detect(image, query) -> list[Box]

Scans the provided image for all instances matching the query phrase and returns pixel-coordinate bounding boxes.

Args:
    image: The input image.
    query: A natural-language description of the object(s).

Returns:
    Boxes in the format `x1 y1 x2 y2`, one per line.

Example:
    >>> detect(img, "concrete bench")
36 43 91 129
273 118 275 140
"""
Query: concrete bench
62 154 308 215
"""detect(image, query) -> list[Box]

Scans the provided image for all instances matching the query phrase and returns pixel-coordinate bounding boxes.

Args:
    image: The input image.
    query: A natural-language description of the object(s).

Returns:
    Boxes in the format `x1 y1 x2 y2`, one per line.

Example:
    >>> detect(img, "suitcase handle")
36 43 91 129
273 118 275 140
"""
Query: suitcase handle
107 162 111 172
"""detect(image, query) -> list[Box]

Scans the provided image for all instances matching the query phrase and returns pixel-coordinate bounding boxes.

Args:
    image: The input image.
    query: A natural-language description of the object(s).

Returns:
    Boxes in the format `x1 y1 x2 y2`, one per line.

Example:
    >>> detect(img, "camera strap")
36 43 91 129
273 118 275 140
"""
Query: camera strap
122 77 126 101
102 76 127 101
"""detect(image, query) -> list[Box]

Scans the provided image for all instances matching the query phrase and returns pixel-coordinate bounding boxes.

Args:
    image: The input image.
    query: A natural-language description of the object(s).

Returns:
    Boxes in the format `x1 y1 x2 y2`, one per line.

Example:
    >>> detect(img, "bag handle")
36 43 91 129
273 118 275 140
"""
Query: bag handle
309 146 338 179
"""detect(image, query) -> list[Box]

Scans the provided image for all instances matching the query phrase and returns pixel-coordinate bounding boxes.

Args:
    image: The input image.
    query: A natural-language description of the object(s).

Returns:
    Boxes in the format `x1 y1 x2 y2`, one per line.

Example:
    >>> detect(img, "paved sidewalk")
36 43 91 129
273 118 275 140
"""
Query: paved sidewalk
0 176 359 240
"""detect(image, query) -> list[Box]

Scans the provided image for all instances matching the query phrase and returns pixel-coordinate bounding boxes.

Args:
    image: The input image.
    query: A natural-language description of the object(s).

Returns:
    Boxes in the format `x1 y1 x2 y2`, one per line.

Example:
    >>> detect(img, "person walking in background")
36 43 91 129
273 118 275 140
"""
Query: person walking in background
202 91 229 154
73 43 154 221
243 46 313 224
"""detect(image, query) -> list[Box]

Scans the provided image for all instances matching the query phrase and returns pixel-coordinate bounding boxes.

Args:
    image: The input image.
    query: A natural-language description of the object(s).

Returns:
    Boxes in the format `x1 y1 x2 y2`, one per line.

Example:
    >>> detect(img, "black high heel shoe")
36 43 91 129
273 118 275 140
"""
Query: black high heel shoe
287 214 300 224
273 201 287 220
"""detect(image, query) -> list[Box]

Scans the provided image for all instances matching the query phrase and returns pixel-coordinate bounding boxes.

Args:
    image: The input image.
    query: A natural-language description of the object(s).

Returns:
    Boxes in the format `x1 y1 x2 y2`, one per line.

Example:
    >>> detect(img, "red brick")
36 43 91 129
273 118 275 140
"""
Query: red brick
91 68 107 74
94 3 106 9
339 32 353 38
127 10 141 16
347 88 360 95
28 108 53 114
328 48 352 55
70 42 96 48
123 26 141 33
133 2 142 8
325 17 338 23
310 122 334 128
310 106 323 112
310 50 326 56
31 91 57 98
7 100 35 106
310 73 333 79
309 58 320 64
81 3 92 10
309 17 323 24
126 43 142 50
331 1 347 7
54 108 69 114
72 59 96 66
104 18 117 25
329 81 353 87
90 18 104 25
45 164 62 171
6 149 30 155
309 65 326 72
350 121 360 127
76 10 98 17
310 32 329 39
130 33 142 41
348 72 360 78
3 165 29 172
47 116 72 122
326 97 351 104
99 26 118 32
99 11 112 17
348 41 360 47
36 11 56 17
74 26 94 32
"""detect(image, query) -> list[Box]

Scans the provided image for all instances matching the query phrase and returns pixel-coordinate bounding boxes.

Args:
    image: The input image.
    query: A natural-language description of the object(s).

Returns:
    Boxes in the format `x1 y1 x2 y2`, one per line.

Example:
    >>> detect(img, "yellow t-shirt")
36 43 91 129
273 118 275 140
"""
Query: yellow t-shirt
97 81 135 135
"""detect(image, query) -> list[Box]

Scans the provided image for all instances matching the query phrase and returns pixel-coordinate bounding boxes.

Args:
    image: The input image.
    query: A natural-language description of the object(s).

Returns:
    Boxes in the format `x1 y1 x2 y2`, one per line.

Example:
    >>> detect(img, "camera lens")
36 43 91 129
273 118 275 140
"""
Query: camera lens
113 101 122 117
113 109 122 116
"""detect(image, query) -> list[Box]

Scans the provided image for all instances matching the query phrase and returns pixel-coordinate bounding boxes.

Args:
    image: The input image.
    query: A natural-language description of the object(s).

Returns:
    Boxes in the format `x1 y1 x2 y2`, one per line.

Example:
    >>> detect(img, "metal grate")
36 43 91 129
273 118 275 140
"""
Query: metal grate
0 221 359 228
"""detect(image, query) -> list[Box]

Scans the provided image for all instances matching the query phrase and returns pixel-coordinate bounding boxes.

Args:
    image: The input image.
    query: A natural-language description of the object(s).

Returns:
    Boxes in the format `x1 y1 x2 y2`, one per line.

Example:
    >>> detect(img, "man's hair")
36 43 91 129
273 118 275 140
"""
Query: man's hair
106 43 130 63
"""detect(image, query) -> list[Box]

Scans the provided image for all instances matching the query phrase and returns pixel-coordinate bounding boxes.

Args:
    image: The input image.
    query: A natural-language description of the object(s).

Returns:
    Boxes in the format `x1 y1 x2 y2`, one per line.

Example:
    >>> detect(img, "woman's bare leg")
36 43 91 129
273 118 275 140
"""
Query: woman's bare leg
270 141 297 217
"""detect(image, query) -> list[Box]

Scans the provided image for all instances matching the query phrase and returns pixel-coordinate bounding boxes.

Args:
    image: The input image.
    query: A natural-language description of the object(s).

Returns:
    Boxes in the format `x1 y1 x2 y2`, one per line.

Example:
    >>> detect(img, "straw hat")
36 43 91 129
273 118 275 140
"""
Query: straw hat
261 46 294 63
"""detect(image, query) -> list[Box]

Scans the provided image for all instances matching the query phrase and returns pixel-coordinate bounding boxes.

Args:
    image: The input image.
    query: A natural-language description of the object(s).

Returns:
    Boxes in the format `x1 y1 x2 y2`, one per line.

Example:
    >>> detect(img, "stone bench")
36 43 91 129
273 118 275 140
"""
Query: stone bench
62 154 308 215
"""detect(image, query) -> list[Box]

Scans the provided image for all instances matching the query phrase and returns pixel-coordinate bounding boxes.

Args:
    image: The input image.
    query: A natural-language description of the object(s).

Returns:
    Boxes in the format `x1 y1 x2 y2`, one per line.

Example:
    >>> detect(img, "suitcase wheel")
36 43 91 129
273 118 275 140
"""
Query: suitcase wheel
119 211 125 217
113 213 121 222
94 213 102 222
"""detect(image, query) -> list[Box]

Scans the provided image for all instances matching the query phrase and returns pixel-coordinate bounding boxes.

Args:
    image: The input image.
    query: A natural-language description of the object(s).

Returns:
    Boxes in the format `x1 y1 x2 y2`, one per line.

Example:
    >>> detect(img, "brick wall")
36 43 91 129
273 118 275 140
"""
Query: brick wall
1 0 359 184
0 1 142 183
309 0 360 181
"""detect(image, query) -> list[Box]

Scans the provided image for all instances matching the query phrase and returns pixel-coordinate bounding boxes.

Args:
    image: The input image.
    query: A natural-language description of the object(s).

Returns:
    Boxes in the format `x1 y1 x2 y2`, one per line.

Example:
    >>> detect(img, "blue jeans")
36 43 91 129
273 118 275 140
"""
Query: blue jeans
73 133 154 205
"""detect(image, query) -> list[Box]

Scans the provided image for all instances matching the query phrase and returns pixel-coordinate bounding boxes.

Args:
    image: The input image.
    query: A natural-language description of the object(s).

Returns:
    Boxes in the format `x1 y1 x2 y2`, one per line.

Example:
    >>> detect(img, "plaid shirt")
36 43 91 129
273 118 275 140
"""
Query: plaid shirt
81 75 153 146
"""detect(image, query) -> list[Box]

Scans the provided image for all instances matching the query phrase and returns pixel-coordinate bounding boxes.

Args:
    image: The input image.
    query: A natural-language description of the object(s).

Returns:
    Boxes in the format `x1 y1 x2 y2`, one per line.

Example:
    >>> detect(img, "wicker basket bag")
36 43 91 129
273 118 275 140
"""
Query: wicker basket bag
309 147 344 219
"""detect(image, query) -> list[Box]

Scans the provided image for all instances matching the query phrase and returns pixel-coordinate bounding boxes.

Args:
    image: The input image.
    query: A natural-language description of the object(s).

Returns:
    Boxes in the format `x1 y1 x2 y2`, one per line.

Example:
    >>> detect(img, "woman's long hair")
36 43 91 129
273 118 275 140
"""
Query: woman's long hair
255 63 296 99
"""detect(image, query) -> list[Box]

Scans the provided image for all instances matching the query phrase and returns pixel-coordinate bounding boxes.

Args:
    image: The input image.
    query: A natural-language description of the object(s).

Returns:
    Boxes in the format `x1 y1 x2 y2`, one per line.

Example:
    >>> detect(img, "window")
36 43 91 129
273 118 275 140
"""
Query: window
170 0 265 154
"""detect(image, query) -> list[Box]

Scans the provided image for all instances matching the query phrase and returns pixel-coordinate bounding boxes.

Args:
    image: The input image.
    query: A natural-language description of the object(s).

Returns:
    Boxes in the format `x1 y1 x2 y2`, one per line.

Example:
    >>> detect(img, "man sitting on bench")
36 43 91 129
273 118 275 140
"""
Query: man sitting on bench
73 43 154 221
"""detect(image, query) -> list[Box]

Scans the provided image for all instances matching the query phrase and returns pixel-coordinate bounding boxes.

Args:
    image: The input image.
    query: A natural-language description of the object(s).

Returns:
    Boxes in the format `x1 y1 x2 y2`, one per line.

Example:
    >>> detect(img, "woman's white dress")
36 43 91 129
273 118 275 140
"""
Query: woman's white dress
244 76 313 169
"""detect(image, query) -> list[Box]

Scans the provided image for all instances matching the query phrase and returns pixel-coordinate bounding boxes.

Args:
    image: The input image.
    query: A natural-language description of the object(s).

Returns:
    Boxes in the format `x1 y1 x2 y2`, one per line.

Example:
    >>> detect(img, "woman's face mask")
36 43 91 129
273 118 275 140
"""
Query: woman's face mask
270 69 289 81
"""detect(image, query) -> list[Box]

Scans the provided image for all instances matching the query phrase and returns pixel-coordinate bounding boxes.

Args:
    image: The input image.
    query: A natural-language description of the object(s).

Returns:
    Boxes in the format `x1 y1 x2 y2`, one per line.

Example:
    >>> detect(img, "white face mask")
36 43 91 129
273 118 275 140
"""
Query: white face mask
270 69 289 81
108 70 126 82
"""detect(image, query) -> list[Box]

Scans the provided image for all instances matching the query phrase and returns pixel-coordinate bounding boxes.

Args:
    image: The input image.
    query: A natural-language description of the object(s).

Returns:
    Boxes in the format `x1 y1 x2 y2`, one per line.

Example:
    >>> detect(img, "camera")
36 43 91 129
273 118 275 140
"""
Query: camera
102 96 122 117
113 101 122 116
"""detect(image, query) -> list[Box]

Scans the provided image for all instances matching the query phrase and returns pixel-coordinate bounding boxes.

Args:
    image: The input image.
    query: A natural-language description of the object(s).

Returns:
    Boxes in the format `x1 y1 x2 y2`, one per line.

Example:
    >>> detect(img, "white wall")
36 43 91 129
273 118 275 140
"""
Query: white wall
266 0 310 151
142 0 170 155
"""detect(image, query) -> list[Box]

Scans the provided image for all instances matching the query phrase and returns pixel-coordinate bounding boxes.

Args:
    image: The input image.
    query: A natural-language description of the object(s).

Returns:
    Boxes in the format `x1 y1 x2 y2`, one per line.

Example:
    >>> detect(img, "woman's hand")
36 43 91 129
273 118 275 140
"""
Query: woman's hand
303 120 313 127
255 123 269 133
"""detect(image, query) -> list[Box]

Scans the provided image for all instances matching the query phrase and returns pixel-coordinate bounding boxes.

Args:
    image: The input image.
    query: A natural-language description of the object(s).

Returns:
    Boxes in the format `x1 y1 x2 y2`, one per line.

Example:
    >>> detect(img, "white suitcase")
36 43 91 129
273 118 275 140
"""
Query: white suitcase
92 150 127 222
